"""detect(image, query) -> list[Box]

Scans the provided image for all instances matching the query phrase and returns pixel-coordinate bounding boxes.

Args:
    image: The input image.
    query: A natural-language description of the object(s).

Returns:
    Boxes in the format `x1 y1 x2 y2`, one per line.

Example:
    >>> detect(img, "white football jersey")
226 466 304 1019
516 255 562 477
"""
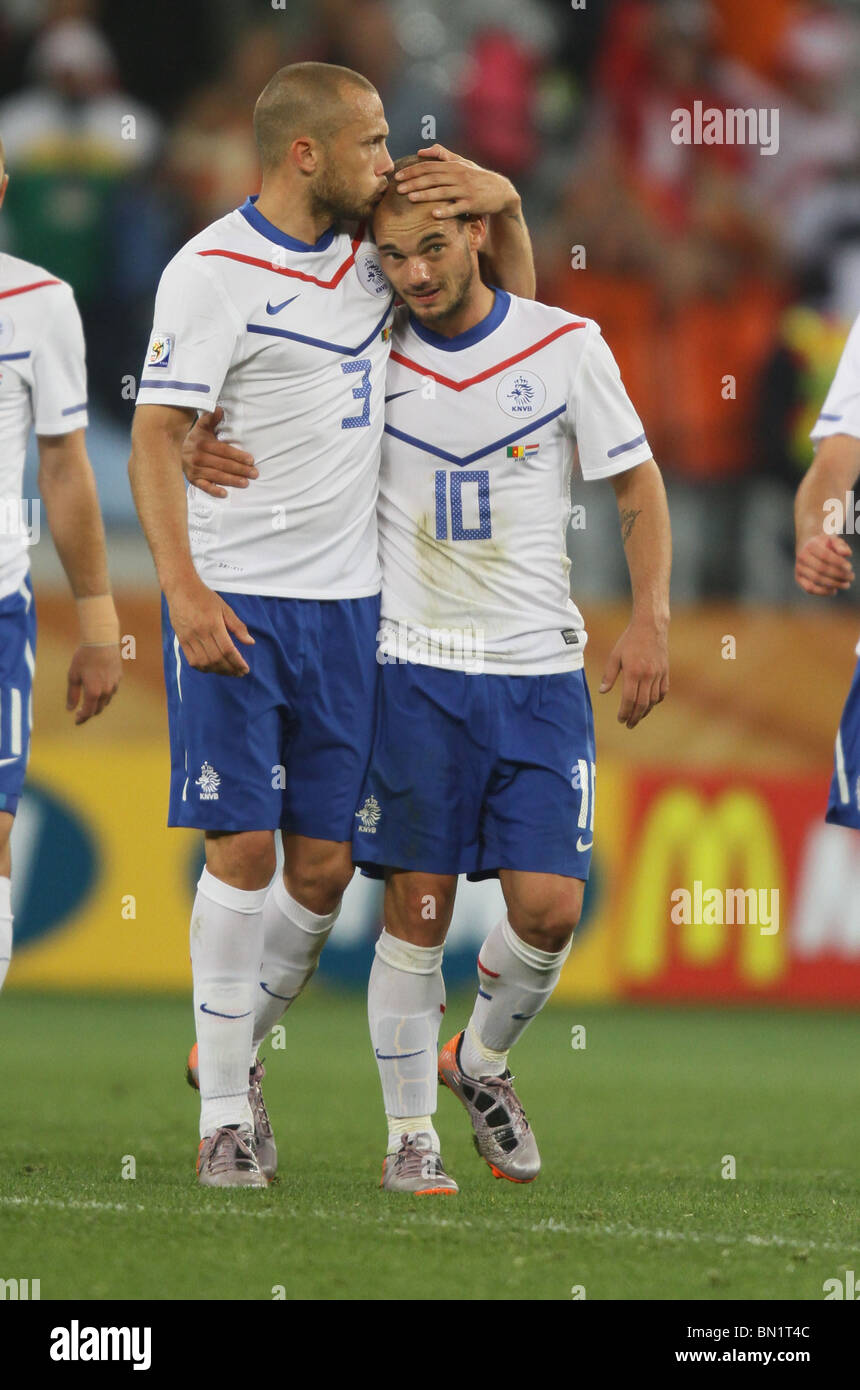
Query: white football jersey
0 253 88 601
137 196 395 599
810 311 860 654
811 312 860 445
378 290 652 675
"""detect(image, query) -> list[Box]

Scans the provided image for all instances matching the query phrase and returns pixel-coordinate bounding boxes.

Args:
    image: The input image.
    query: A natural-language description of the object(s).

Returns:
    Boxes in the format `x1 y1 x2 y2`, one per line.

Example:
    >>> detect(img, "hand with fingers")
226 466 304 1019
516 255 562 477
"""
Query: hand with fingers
600 620 669 730
182 407 258 499
167 577 255 677
795 534 855 596
66 644 122 725
394 144 519 220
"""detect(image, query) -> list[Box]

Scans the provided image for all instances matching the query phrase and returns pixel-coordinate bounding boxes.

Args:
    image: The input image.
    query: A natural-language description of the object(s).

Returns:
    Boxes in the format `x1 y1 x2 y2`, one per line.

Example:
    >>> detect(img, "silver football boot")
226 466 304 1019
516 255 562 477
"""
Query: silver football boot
187 1045 278 1181
380 1132 459 1195
196 1124 267 1188
438 1032 540 1182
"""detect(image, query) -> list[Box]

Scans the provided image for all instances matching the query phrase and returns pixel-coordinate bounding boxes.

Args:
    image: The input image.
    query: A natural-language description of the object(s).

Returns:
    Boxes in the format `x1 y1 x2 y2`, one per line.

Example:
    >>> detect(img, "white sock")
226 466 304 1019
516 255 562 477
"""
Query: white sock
385 1114 439 1153
368 928 445 1149
251 876 340 1063
460 915 571 1078
191 867 267 1139
0 876 11 992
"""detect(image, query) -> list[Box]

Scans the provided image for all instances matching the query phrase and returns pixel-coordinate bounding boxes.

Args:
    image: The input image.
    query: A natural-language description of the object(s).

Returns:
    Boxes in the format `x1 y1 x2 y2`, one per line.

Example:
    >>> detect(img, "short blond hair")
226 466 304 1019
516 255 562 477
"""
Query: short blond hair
253 62 377 172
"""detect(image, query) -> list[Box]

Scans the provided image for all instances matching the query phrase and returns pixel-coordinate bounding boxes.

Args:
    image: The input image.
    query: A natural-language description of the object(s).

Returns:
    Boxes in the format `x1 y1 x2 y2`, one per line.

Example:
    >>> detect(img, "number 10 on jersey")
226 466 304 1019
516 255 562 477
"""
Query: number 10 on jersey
434 469 492 541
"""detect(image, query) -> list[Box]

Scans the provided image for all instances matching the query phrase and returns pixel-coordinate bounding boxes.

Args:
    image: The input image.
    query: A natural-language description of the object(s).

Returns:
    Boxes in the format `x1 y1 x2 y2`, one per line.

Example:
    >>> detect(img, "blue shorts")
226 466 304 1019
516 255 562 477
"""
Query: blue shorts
0 575 36 816
828 656 860 828
353 662 595 880
162 592 380 837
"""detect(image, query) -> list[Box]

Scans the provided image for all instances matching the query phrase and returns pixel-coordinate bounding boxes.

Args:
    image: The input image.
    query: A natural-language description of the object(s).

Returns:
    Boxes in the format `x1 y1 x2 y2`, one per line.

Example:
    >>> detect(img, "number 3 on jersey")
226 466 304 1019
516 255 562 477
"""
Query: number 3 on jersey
434 469 492 541
341 358 372 429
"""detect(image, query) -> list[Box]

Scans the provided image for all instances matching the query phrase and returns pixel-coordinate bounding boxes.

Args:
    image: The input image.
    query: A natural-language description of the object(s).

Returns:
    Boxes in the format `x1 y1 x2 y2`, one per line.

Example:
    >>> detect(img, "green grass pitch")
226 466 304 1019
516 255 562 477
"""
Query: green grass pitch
1 990 857 1301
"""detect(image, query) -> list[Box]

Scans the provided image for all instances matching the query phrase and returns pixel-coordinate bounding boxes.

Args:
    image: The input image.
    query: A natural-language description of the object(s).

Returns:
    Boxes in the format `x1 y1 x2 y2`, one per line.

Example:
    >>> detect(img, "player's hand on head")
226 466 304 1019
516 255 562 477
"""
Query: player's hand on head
795 534 854 596
66 643 121 725
168 580 255 677
395 146 516 220
182 407 257 499
599 620 669 729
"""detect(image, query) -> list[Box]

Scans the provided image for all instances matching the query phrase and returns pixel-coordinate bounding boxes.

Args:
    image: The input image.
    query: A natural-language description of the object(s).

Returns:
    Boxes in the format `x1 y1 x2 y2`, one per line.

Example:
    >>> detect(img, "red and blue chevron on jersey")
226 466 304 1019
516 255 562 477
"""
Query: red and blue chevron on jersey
0 254 88 601
137 196 395 600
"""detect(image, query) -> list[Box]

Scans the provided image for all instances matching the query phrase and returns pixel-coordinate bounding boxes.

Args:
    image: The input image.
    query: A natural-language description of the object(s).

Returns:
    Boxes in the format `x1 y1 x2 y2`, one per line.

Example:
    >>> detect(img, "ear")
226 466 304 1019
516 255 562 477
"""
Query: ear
0 174 8 211
466 215 488 254
289 137 319 176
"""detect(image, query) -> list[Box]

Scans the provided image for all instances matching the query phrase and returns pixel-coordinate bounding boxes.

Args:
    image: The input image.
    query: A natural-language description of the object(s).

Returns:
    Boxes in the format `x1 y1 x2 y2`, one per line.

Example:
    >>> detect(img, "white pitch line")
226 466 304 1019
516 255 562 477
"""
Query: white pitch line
1 1194 856 1255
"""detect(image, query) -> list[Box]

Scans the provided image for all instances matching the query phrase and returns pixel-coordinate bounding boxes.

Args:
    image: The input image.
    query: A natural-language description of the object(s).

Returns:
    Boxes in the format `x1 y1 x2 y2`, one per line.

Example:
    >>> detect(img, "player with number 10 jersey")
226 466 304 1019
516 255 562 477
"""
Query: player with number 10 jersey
349 164 671 1195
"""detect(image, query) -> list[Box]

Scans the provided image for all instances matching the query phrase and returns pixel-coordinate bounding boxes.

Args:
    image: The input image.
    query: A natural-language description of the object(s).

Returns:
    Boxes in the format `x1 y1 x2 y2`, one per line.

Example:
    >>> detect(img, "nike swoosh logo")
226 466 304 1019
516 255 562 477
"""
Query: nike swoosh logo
199 1002 252 1019
260 982 294 1002
0 756 22 766
374 1048 425 1060
576 837 593 852
384 388 418 403
265 294 300 315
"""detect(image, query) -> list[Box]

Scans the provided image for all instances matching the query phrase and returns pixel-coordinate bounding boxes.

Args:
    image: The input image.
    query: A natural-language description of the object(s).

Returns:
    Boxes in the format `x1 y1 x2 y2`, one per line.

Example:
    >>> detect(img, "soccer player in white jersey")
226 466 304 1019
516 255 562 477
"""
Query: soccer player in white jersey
0 135 121 993
186 158 671 1193
796 313 860 825
129 65 533 1187
352 166 671 1192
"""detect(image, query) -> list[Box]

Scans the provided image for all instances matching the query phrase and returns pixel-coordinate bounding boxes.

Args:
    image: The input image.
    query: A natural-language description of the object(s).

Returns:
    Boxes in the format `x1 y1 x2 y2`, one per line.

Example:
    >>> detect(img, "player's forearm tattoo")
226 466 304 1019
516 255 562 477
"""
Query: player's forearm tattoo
620 507 641 544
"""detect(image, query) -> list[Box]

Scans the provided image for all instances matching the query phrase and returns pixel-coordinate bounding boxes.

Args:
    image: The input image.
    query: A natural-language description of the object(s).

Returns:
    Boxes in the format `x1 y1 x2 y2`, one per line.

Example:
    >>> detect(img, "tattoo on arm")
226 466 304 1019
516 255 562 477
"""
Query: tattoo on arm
620 507 641 543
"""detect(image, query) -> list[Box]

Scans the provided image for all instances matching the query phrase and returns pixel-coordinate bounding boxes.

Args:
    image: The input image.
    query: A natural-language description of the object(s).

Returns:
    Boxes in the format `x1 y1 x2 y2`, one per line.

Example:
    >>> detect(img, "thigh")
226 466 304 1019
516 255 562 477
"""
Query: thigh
281 595 381 842
352 661 490 878
479 669 596 880
827 658 860 829
0 577 36 818
161 592 289 831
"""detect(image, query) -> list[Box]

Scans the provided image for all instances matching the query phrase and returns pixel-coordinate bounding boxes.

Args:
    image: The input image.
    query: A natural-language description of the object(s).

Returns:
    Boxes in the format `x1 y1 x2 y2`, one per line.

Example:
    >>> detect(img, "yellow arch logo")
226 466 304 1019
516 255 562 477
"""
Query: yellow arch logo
623 786 786 987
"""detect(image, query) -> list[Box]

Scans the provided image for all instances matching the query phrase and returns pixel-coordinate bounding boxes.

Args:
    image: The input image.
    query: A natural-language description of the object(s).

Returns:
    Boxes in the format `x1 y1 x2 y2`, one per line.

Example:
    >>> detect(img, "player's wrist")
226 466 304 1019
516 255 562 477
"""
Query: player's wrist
631 603 670 633
498 184 523 219
160 562 204 606
76 593 120 646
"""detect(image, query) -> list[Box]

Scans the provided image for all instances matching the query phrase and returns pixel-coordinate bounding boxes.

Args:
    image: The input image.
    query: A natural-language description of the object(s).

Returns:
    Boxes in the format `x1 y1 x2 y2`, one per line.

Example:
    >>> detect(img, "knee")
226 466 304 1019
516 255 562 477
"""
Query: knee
286 848 354 916
385 874 457 946
507 894 582 956
205 832 276 891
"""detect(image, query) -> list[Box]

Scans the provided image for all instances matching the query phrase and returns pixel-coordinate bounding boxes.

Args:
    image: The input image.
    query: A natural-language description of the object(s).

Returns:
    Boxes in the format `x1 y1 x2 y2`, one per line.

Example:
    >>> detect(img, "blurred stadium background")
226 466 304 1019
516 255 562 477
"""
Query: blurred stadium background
2 0 860 1008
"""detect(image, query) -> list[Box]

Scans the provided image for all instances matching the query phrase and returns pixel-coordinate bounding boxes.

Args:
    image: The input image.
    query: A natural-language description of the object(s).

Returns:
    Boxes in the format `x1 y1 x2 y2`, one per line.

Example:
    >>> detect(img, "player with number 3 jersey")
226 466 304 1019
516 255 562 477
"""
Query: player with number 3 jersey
185 153 671 1194
130 64 536 1188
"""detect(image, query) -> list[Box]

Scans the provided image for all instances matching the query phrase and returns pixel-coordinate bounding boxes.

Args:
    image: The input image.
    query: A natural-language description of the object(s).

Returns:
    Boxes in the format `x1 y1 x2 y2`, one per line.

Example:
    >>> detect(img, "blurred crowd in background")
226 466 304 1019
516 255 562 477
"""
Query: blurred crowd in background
1 0 860 603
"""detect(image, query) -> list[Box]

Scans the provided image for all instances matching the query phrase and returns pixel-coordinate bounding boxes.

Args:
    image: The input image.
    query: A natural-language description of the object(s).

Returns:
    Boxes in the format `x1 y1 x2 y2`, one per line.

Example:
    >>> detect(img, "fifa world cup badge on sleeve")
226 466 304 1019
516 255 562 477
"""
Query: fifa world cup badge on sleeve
146 332 174 368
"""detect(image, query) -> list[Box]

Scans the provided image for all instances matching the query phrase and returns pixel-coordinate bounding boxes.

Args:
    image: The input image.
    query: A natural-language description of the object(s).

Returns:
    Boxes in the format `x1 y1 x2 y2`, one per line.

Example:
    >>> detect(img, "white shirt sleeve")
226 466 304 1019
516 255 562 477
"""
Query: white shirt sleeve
31 283 89 435
811 313 860 442
570 321 653 480
137 255 241 412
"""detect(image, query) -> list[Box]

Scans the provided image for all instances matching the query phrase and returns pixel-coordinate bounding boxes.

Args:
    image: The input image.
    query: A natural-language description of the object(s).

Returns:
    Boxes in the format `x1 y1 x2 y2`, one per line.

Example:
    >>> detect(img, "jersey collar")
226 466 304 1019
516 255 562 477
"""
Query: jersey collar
238 196 336 253
408 288 510 351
